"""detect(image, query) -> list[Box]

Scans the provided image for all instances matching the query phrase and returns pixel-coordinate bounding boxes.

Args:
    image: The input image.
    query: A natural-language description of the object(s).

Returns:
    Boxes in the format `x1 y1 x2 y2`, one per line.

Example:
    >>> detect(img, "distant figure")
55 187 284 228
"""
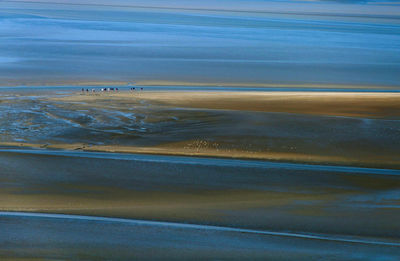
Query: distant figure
140 88 143 91
86 89 89 92
92 89 95 93
81 88 84 92
116 88 118 91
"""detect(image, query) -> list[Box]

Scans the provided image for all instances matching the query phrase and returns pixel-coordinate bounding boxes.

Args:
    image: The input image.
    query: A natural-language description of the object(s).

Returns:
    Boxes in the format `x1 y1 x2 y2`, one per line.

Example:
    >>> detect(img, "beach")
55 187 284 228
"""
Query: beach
1 0 400 258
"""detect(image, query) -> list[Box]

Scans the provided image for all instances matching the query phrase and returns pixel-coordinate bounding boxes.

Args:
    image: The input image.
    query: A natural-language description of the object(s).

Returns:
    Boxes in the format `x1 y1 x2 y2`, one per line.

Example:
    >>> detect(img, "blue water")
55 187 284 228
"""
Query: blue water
0 0 399 87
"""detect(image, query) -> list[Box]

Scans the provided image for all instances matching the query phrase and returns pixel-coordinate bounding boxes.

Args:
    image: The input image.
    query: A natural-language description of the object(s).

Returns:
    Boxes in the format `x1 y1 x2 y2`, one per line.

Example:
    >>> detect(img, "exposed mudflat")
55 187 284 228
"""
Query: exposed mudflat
1 90 400 168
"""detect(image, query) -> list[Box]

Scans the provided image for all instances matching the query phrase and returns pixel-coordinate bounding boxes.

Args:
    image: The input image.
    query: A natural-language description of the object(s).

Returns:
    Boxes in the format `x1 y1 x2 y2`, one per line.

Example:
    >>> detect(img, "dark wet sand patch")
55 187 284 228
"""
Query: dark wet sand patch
1 150 399 239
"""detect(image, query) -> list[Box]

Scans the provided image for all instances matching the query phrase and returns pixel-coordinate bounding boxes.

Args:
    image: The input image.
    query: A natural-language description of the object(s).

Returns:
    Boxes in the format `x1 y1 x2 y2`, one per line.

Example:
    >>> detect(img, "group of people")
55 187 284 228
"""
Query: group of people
100 87 119 92
80 87 144 93
130 87 144 91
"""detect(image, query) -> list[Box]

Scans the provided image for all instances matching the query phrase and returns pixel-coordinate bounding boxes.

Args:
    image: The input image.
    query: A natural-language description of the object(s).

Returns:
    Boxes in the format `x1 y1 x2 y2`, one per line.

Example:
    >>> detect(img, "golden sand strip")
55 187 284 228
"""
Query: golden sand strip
1 142 399 169
53 91 400 118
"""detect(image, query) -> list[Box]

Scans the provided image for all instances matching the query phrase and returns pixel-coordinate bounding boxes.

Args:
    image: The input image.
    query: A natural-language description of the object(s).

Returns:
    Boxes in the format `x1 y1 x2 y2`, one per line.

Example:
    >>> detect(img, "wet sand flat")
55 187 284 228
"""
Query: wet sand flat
1 212 399 261
1 90 400 259
1 90 399 168
1 149 400 239
1 150 400 259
